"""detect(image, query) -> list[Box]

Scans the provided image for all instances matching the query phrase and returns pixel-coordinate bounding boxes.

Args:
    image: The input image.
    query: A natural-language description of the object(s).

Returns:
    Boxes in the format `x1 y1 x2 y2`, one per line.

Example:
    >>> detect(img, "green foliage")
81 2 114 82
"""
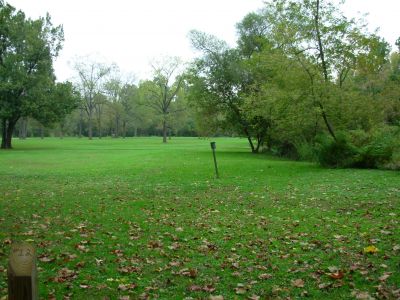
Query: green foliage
316 133 359 168
0 2 75 148
316 128 398 169
353 128 399 169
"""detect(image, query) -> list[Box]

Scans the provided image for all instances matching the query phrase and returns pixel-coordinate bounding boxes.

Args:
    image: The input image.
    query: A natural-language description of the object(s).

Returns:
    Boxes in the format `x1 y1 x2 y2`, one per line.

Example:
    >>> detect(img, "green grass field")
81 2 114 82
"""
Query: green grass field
0 137 399 299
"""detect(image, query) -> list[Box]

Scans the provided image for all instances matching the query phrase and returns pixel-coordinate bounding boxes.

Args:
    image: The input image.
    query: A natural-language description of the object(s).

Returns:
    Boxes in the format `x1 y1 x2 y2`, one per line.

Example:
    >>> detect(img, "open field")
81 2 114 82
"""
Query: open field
0 137 399 299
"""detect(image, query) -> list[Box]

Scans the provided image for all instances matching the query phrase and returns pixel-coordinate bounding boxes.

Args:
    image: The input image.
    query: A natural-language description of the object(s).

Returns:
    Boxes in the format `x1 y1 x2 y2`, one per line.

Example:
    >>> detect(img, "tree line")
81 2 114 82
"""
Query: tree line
1 0 399 169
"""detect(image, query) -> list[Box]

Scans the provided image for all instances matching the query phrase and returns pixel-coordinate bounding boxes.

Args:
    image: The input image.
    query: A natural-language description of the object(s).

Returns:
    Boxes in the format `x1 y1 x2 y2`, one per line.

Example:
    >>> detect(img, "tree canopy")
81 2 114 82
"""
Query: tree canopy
0 1 77 148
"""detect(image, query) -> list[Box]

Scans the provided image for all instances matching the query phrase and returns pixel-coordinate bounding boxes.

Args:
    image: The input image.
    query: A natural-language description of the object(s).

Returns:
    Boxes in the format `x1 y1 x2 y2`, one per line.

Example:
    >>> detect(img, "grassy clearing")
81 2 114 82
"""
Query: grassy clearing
0 137 399 299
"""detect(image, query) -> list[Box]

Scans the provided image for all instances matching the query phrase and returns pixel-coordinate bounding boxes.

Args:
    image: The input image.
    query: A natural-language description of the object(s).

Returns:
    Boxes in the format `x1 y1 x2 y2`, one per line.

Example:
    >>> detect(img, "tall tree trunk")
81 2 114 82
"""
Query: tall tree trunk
79 108 83 138
115 115 119 138
317 101 336 140
88 112 93 140
162 119 167 143
243 127 257 153
18 118 28 140
23 118 28 139
314 0 336 141
97 118 102 139
1 119 7 148
60 123 64 139
1 118 18 149
122 121 126 139
40 125 44 139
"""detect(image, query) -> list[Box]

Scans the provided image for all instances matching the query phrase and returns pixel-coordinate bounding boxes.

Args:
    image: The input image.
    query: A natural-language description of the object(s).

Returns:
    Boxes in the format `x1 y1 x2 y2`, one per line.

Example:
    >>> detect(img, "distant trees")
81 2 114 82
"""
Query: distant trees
0 1 77 149
2 0 398 168
140 57 185 143
73 58 113 139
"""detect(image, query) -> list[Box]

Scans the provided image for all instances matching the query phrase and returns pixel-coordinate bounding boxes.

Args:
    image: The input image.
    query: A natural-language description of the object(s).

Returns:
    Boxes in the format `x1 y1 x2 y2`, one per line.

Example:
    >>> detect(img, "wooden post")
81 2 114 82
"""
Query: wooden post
210 142 219 179
8 243 38 300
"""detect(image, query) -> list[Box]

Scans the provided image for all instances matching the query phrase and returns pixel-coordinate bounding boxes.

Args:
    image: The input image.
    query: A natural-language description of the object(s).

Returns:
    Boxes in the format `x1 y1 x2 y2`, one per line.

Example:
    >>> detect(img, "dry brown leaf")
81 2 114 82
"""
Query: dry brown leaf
378 273 391 282
292 278 305 288
209 296 224 300
188 285 202 292
258 273 272 280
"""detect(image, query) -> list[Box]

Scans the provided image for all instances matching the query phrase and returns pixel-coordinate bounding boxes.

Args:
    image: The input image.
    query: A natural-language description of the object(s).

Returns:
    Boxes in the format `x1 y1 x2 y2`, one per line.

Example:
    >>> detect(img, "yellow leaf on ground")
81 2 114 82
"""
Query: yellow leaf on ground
363 245 378 254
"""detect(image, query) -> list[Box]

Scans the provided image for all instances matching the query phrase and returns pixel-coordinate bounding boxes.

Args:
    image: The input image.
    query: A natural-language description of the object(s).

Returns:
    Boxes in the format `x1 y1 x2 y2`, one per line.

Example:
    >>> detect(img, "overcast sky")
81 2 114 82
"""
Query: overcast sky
5 0 400 82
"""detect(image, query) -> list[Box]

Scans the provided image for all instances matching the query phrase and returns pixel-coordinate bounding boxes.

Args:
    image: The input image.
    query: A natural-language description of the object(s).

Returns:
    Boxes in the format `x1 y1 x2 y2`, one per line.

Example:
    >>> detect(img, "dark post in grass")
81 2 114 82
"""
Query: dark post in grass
8 243 38 300
210 141 219 179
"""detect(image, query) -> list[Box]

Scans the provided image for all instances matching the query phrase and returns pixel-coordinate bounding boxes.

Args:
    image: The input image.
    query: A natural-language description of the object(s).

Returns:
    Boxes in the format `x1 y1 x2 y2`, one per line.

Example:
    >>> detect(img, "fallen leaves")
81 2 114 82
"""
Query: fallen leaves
118 283 137 291
209 296 224 300
188 284 216 293
234 283 247 295
291 278 305 288
363 245 379 254
351 290 375 300
51 268 77 283
378 272 391 282
118 266 141 274
38 254 55 263
258 273 273 280
176 268 198 278
328 271 344 280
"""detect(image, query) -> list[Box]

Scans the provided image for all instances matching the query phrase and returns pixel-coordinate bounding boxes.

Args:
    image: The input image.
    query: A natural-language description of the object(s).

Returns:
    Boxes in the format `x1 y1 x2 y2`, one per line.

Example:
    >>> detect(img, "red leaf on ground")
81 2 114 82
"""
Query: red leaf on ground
328 271 344 280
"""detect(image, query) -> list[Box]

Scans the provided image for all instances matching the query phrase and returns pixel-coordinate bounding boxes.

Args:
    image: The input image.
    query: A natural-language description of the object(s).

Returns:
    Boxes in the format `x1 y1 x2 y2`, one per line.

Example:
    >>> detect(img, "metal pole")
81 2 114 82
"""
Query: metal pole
210 142 219 178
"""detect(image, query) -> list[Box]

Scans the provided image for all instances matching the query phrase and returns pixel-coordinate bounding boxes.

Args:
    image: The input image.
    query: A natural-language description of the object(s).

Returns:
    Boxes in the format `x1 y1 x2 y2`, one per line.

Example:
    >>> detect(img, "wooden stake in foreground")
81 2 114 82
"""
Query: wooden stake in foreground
8 243 38 300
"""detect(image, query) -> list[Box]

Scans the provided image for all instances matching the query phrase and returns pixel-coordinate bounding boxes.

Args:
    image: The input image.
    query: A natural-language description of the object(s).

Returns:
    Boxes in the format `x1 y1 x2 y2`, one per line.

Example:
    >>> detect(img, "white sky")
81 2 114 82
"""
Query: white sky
5 0 400 82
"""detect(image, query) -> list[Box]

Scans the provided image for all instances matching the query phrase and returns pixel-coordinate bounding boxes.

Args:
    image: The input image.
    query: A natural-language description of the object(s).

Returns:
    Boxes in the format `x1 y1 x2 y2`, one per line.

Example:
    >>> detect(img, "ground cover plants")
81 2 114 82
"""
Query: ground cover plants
0 137 399 299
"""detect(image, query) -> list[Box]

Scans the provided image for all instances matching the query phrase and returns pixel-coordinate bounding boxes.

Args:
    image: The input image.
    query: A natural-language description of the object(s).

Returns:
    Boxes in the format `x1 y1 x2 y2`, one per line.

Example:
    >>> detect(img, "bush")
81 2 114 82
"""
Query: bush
316 133 358 168
316 128 399 169
295 141 317 161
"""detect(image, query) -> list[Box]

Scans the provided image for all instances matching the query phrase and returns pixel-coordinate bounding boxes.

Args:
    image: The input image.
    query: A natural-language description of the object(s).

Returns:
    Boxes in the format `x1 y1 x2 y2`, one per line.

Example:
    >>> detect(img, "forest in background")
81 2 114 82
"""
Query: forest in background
1 0 399 169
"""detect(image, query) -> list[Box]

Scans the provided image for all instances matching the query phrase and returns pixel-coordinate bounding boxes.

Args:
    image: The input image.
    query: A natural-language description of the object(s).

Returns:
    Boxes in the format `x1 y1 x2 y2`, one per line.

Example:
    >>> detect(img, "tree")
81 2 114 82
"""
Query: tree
141 57 184 143
188 30 269 153
73 57 113 139
0 2 76 149
256 0 381 140
119 83 141 138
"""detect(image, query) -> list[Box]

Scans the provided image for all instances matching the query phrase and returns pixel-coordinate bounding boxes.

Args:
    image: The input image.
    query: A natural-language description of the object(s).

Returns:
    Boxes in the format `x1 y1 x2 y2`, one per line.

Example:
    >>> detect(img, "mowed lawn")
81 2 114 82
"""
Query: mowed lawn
0 137 399 299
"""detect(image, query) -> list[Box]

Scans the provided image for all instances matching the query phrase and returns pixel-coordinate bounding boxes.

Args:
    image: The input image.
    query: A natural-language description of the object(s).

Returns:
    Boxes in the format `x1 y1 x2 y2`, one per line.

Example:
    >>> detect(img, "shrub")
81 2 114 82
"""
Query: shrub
295 141 317 162
316 133 358 168
316 128 399 169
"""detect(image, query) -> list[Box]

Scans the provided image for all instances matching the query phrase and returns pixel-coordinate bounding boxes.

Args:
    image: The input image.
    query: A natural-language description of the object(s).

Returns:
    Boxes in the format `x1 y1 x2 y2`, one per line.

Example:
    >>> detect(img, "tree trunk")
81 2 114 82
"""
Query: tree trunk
40 125 44 140
23 118 28 139
2 119 7 148
122 121 126 139
244 127 257 153
97 119 102 139
318 101 336 140
19 118 28 140
60 123 64 139
162 119 167 143
314 0 336 141
1 118 18 149
79 109 83 138
88 113 93 140
115 115 119 138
